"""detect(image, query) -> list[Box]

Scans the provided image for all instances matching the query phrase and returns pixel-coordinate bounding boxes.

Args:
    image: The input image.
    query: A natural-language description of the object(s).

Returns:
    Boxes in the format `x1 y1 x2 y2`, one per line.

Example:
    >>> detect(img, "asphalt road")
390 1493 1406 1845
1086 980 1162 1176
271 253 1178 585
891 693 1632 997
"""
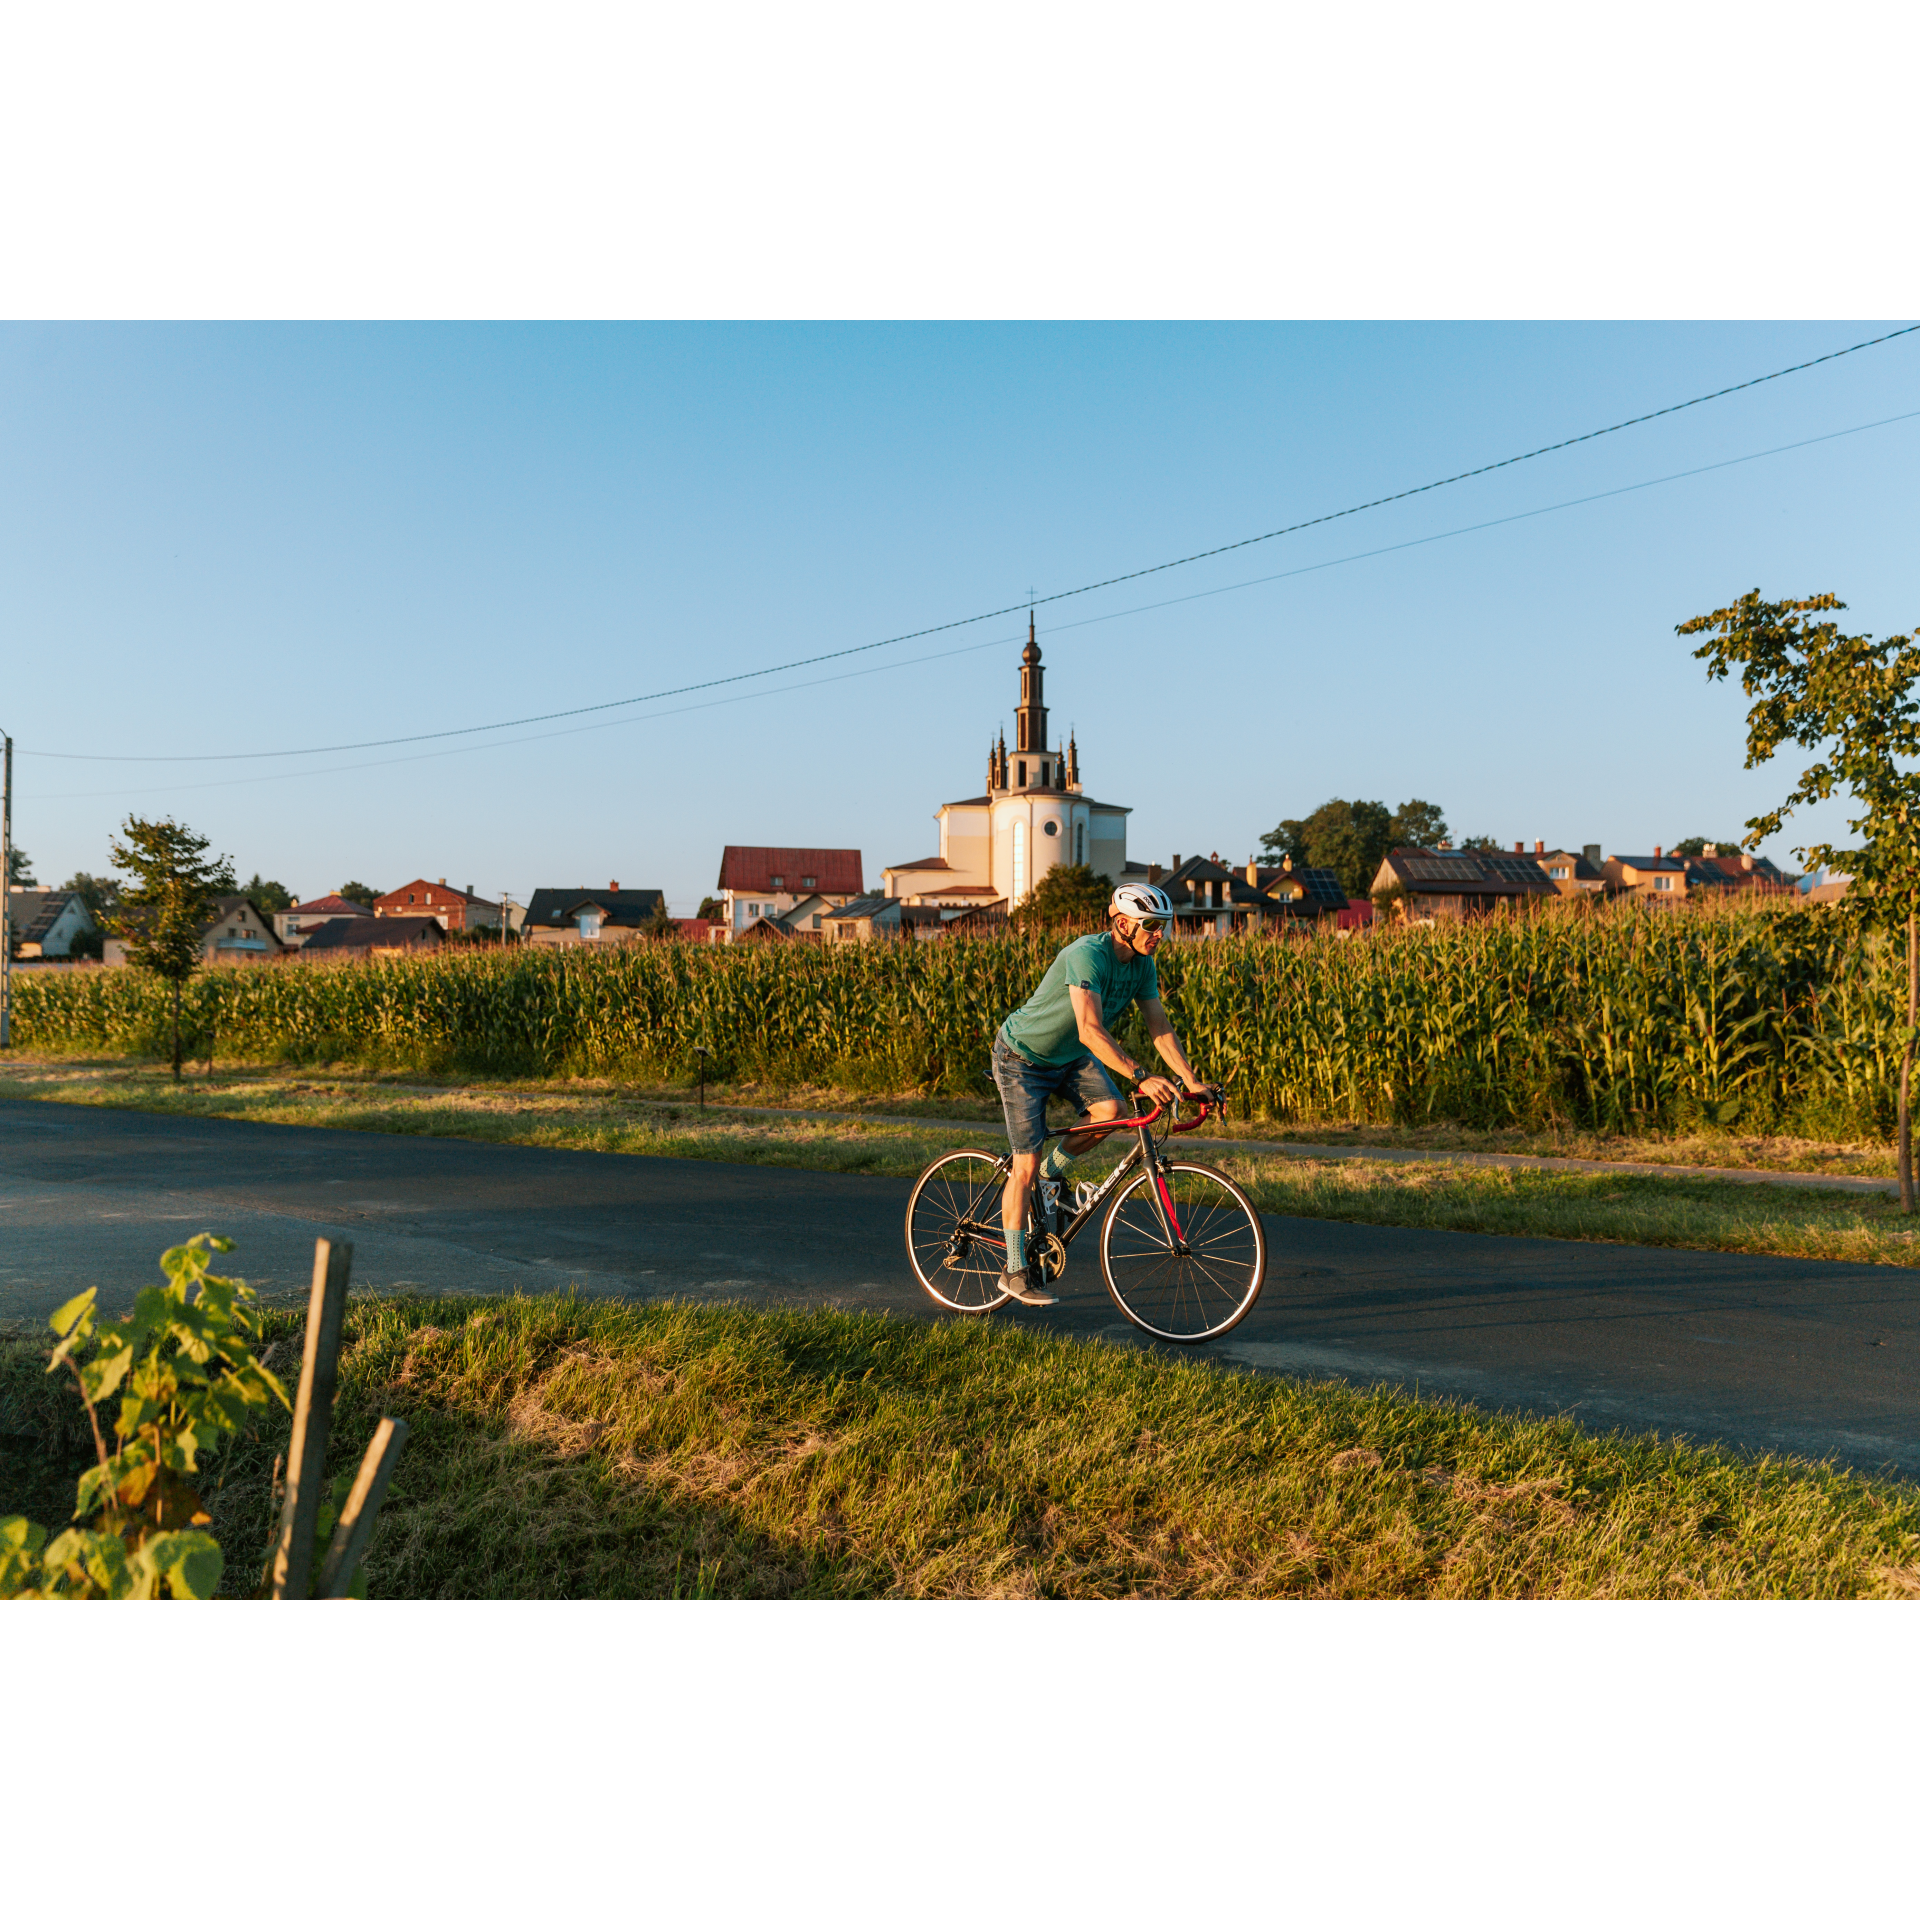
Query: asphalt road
2 1100 1914 1474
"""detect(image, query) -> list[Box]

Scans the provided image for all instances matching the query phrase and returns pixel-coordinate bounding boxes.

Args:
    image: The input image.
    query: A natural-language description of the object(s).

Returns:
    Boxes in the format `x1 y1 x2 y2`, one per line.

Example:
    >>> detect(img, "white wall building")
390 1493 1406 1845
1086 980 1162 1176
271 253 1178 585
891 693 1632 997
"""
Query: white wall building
882 620 1132 912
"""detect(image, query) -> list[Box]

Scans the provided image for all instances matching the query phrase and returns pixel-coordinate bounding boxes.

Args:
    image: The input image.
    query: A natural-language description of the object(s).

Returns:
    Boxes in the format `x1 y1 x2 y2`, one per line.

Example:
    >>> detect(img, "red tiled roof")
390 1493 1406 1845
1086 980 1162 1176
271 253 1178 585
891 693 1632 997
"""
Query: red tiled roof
716 847 863 894
373 878 499 911
289 894 373 916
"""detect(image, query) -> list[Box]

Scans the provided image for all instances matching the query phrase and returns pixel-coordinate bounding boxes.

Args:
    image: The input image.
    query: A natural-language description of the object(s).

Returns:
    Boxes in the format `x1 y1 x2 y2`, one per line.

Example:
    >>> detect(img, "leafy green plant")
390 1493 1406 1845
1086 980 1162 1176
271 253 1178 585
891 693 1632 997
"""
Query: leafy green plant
0 1235 288 1599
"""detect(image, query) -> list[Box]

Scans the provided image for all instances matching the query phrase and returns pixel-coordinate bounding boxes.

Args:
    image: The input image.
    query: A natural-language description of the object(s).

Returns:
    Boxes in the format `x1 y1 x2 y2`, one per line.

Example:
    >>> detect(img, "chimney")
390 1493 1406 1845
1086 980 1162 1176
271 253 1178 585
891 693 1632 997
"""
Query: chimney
1147 863 1162 884
438 877 447 885
609 880 619 892
1246 861 1260 888
1654 845 1663 860
1704 844 1719 858
1583 844 1601 866
1514 841 1523 854
1172 854 1182 871
1534 840 1544 855
1439 839 1451 851
1741 853 1753 871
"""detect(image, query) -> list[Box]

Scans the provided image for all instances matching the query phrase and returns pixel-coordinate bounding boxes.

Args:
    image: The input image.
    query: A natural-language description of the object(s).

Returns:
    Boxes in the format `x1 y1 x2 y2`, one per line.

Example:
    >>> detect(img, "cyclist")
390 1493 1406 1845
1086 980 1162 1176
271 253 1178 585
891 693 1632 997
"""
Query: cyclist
991 880 1217 1305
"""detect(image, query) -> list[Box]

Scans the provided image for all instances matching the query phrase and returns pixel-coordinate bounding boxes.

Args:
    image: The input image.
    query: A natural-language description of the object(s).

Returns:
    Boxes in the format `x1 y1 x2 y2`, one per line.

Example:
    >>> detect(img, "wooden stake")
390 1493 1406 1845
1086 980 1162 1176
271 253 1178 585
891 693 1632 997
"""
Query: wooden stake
269 1238 353 1599
316 1417 409 1599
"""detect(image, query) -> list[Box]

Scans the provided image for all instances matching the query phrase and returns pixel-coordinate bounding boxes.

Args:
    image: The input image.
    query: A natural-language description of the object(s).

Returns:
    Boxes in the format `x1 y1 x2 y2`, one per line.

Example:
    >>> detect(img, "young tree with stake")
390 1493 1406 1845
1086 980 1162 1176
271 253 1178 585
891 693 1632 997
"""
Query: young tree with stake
1685 591 1920 1209
106 816 235 1082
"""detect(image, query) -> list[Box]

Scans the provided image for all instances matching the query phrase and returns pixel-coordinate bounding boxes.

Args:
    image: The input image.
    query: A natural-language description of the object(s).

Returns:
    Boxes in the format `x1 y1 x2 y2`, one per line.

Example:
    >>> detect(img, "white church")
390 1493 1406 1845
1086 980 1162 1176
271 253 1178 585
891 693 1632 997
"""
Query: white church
881 621 1135 915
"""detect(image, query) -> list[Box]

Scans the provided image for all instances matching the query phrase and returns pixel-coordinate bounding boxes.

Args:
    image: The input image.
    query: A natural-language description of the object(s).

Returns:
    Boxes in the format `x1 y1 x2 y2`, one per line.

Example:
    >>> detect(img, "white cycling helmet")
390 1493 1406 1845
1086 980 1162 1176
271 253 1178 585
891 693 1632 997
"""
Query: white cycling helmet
1110 881 1174 923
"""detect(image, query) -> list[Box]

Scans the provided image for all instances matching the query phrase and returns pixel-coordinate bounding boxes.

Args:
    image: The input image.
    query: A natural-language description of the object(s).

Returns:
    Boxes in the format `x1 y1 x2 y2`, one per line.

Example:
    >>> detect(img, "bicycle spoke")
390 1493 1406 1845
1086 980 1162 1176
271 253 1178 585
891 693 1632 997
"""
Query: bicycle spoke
1099 1164 1265 1343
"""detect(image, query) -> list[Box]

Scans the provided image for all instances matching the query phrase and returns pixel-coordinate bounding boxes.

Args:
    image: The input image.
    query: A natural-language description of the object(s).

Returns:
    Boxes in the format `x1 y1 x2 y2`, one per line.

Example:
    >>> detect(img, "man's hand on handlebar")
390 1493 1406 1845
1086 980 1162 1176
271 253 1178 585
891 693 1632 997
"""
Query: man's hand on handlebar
1133 1073 1182 1107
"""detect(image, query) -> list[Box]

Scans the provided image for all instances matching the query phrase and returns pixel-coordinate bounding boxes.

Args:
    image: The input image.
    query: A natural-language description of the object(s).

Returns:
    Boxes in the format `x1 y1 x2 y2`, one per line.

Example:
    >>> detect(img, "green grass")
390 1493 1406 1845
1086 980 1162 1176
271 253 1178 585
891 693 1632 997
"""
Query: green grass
6 1055 1919 1269
6 1292 1918 1598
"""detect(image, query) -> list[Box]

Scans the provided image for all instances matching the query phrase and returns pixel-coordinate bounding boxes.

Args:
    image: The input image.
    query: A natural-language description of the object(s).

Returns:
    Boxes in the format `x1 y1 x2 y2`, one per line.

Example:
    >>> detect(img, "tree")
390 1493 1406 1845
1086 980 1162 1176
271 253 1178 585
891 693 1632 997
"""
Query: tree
696 896 724 922
1460 834 1500 852
1685 590 1920 1208
241 874 294 917
1388 798 1448 850
1258 819 1308 866
7 845 32 885
107 816 235 1083
640 895 675 940
1669 837 1739 857
1011 862 1111 932
338 882 379 907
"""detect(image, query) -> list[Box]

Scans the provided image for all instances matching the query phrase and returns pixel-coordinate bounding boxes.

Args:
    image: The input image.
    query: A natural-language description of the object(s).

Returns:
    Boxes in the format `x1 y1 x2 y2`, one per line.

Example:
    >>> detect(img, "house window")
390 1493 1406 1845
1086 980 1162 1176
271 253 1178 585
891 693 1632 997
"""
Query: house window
801 875 816 889
407 892 415 903
811 914 821 930
1551 866 1569 879
579 911 602 938
748 902 761 917
770 875 784 889
1654 875 1674 892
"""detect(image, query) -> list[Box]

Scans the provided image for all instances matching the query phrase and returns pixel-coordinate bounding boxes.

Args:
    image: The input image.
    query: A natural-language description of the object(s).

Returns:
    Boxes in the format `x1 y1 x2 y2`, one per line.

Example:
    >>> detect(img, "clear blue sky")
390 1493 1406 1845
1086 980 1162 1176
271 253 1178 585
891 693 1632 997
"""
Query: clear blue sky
4 321 1917 911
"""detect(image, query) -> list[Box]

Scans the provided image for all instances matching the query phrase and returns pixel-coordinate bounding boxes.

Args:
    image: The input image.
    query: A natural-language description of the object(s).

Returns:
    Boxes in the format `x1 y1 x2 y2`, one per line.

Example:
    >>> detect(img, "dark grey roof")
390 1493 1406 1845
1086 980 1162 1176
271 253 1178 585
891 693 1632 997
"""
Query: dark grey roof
524 887 665 928
11 889 93 944
1381 848 1557 896
301 915 444 953
824 894 897 922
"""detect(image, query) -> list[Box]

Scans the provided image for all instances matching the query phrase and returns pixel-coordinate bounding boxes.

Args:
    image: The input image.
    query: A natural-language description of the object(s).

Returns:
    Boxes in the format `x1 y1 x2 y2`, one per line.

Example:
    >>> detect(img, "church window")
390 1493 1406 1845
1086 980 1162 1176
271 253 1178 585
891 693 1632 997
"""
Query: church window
1013 822 1027 901
1018 762 1027 787
1075 823 1085 863
1042 819 1058 837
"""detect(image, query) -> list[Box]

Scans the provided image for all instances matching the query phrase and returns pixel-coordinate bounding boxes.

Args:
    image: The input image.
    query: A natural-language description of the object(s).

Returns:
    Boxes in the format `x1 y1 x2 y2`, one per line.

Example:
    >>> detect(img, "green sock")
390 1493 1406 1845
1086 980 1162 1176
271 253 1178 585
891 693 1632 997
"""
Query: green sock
1004 1227 1026 1272
1039 1142 1076 1182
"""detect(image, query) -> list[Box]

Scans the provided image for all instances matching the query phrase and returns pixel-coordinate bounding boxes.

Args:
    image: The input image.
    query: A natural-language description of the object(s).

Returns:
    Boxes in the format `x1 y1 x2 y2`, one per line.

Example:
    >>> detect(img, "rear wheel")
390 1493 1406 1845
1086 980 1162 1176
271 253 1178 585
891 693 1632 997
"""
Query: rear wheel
906 1149 1014 1314
1099 1160 1265 1342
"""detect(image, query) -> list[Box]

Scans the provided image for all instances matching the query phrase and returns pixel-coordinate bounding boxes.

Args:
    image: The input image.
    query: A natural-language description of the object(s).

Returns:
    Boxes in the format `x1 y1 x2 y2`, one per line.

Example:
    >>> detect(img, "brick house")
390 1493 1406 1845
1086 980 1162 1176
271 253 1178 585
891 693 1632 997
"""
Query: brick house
716 847 863 939
1525 842 1611 899
522 885 667 947
1680 846 1798 896
373 878 505 932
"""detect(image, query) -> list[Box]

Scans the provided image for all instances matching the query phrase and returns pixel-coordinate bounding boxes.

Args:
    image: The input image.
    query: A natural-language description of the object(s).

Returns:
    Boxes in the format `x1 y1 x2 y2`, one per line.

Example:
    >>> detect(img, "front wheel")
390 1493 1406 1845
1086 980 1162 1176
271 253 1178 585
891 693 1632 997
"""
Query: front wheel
1099 1161 1265 1343
906 1149 1013 1314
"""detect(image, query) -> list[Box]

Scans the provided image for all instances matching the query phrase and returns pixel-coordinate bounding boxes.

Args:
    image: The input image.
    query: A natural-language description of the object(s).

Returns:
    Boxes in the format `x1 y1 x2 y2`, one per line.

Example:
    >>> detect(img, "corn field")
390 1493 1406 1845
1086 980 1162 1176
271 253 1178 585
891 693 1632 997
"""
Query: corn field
9 903 1902 1136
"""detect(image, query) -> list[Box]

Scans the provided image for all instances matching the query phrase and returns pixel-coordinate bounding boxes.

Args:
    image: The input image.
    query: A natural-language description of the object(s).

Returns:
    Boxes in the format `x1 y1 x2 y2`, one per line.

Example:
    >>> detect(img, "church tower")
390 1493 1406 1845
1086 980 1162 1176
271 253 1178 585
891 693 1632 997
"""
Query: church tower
1015 614 1047 752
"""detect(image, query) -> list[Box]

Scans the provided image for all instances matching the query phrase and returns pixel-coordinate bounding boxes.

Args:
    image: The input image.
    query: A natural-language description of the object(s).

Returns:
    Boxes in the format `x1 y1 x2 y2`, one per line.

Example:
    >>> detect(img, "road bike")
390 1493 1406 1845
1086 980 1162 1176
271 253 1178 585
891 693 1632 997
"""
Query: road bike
903 1092 1266 1343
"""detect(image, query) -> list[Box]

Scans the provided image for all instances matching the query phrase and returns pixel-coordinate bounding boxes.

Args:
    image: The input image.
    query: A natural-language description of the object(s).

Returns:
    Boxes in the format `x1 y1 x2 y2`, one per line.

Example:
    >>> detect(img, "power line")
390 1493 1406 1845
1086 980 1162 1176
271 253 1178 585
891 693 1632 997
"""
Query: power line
36 402 1920 804
24 321 1920 767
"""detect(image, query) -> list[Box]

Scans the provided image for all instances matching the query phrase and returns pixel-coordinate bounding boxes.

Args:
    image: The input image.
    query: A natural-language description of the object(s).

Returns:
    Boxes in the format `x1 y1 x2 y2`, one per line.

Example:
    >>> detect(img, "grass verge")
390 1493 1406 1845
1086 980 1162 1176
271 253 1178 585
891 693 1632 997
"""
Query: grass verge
6 1056 1920 1269
6 1292 1917 1598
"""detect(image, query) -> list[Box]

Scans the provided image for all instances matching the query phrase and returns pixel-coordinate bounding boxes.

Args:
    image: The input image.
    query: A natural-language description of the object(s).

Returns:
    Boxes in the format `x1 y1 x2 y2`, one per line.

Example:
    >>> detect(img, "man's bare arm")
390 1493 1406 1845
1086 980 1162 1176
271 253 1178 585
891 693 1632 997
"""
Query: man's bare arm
1140 997 1209 1093
1071 988 1206 1104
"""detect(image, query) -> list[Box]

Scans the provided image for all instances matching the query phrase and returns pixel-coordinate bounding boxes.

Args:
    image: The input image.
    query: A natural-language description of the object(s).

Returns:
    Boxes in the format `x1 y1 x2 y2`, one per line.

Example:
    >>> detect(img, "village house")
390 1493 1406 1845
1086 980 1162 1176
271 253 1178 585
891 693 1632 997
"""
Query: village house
1528 842 1610 898
1369 846 1558 923
715 848 864 939
300 915 446 960
6 887 97 959
521 884 667 947
274 892 373 949
1156 854 1348 936
372 878 505 932
1680 845 1798 896
822 895 947 943
1601 849 1690 904
880 619 1139 917
103 894 284 966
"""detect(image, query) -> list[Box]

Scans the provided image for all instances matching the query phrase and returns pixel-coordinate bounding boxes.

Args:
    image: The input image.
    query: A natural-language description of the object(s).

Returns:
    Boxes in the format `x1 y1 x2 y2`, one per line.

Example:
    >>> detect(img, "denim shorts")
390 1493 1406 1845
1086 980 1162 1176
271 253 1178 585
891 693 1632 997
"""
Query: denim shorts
991 1031 1122 1155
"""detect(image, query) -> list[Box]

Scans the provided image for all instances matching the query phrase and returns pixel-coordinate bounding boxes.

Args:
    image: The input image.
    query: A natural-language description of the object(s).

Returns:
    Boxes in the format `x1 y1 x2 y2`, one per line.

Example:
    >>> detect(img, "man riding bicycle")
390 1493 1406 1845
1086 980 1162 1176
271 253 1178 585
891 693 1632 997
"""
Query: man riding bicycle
992 881 1216 1306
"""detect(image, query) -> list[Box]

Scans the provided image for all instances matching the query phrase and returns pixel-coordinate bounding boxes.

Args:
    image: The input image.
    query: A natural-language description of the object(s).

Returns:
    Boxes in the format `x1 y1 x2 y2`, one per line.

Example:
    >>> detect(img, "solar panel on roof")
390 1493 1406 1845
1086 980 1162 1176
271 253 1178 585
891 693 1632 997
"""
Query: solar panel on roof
1489 858 1547 882
1402 859 1462 881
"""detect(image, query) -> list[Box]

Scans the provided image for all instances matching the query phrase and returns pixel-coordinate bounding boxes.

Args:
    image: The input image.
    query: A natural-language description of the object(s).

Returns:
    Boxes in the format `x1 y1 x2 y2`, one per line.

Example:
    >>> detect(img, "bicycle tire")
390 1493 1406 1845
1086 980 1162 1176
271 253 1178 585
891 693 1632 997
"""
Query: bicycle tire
905 1148 1015 1314
1098 1160 1265 1343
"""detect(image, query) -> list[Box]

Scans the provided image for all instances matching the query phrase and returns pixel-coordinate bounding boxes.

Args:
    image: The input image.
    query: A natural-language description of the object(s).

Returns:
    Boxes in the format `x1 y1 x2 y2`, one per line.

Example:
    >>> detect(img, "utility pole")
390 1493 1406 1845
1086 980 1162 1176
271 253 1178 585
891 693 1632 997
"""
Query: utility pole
1 729 13 1048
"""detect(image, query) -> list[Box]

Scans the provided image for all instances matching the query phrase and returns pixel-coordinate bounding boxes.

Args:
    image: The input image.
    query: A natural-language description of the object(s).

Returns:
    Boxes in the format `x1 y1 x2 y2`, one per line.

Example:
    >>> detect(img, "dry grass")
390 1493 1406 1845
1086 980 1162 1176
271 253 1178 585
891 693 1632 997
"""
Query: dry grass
7 1294 1919 1599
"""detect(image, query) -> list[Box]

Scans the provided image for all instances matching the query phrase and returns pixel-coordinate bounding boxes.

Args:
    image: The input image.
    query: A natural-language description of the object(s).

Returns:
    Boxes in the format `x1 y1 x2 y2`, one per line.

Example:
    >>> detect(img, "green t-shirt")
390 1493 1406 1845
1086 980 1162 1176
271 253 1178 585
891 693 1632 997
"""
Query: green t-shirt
999 932 1160 1070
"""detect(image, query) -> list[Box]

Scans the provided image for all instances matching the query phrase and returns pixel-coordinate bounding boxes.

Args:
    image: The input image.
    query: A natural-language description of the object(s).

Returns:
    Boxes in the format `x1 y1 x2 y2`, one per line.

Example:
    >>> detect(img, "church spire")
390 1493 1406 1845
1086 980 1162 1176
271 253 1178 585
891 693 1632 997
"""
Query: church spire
1016 616 1047 753
1065 730 1080 791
